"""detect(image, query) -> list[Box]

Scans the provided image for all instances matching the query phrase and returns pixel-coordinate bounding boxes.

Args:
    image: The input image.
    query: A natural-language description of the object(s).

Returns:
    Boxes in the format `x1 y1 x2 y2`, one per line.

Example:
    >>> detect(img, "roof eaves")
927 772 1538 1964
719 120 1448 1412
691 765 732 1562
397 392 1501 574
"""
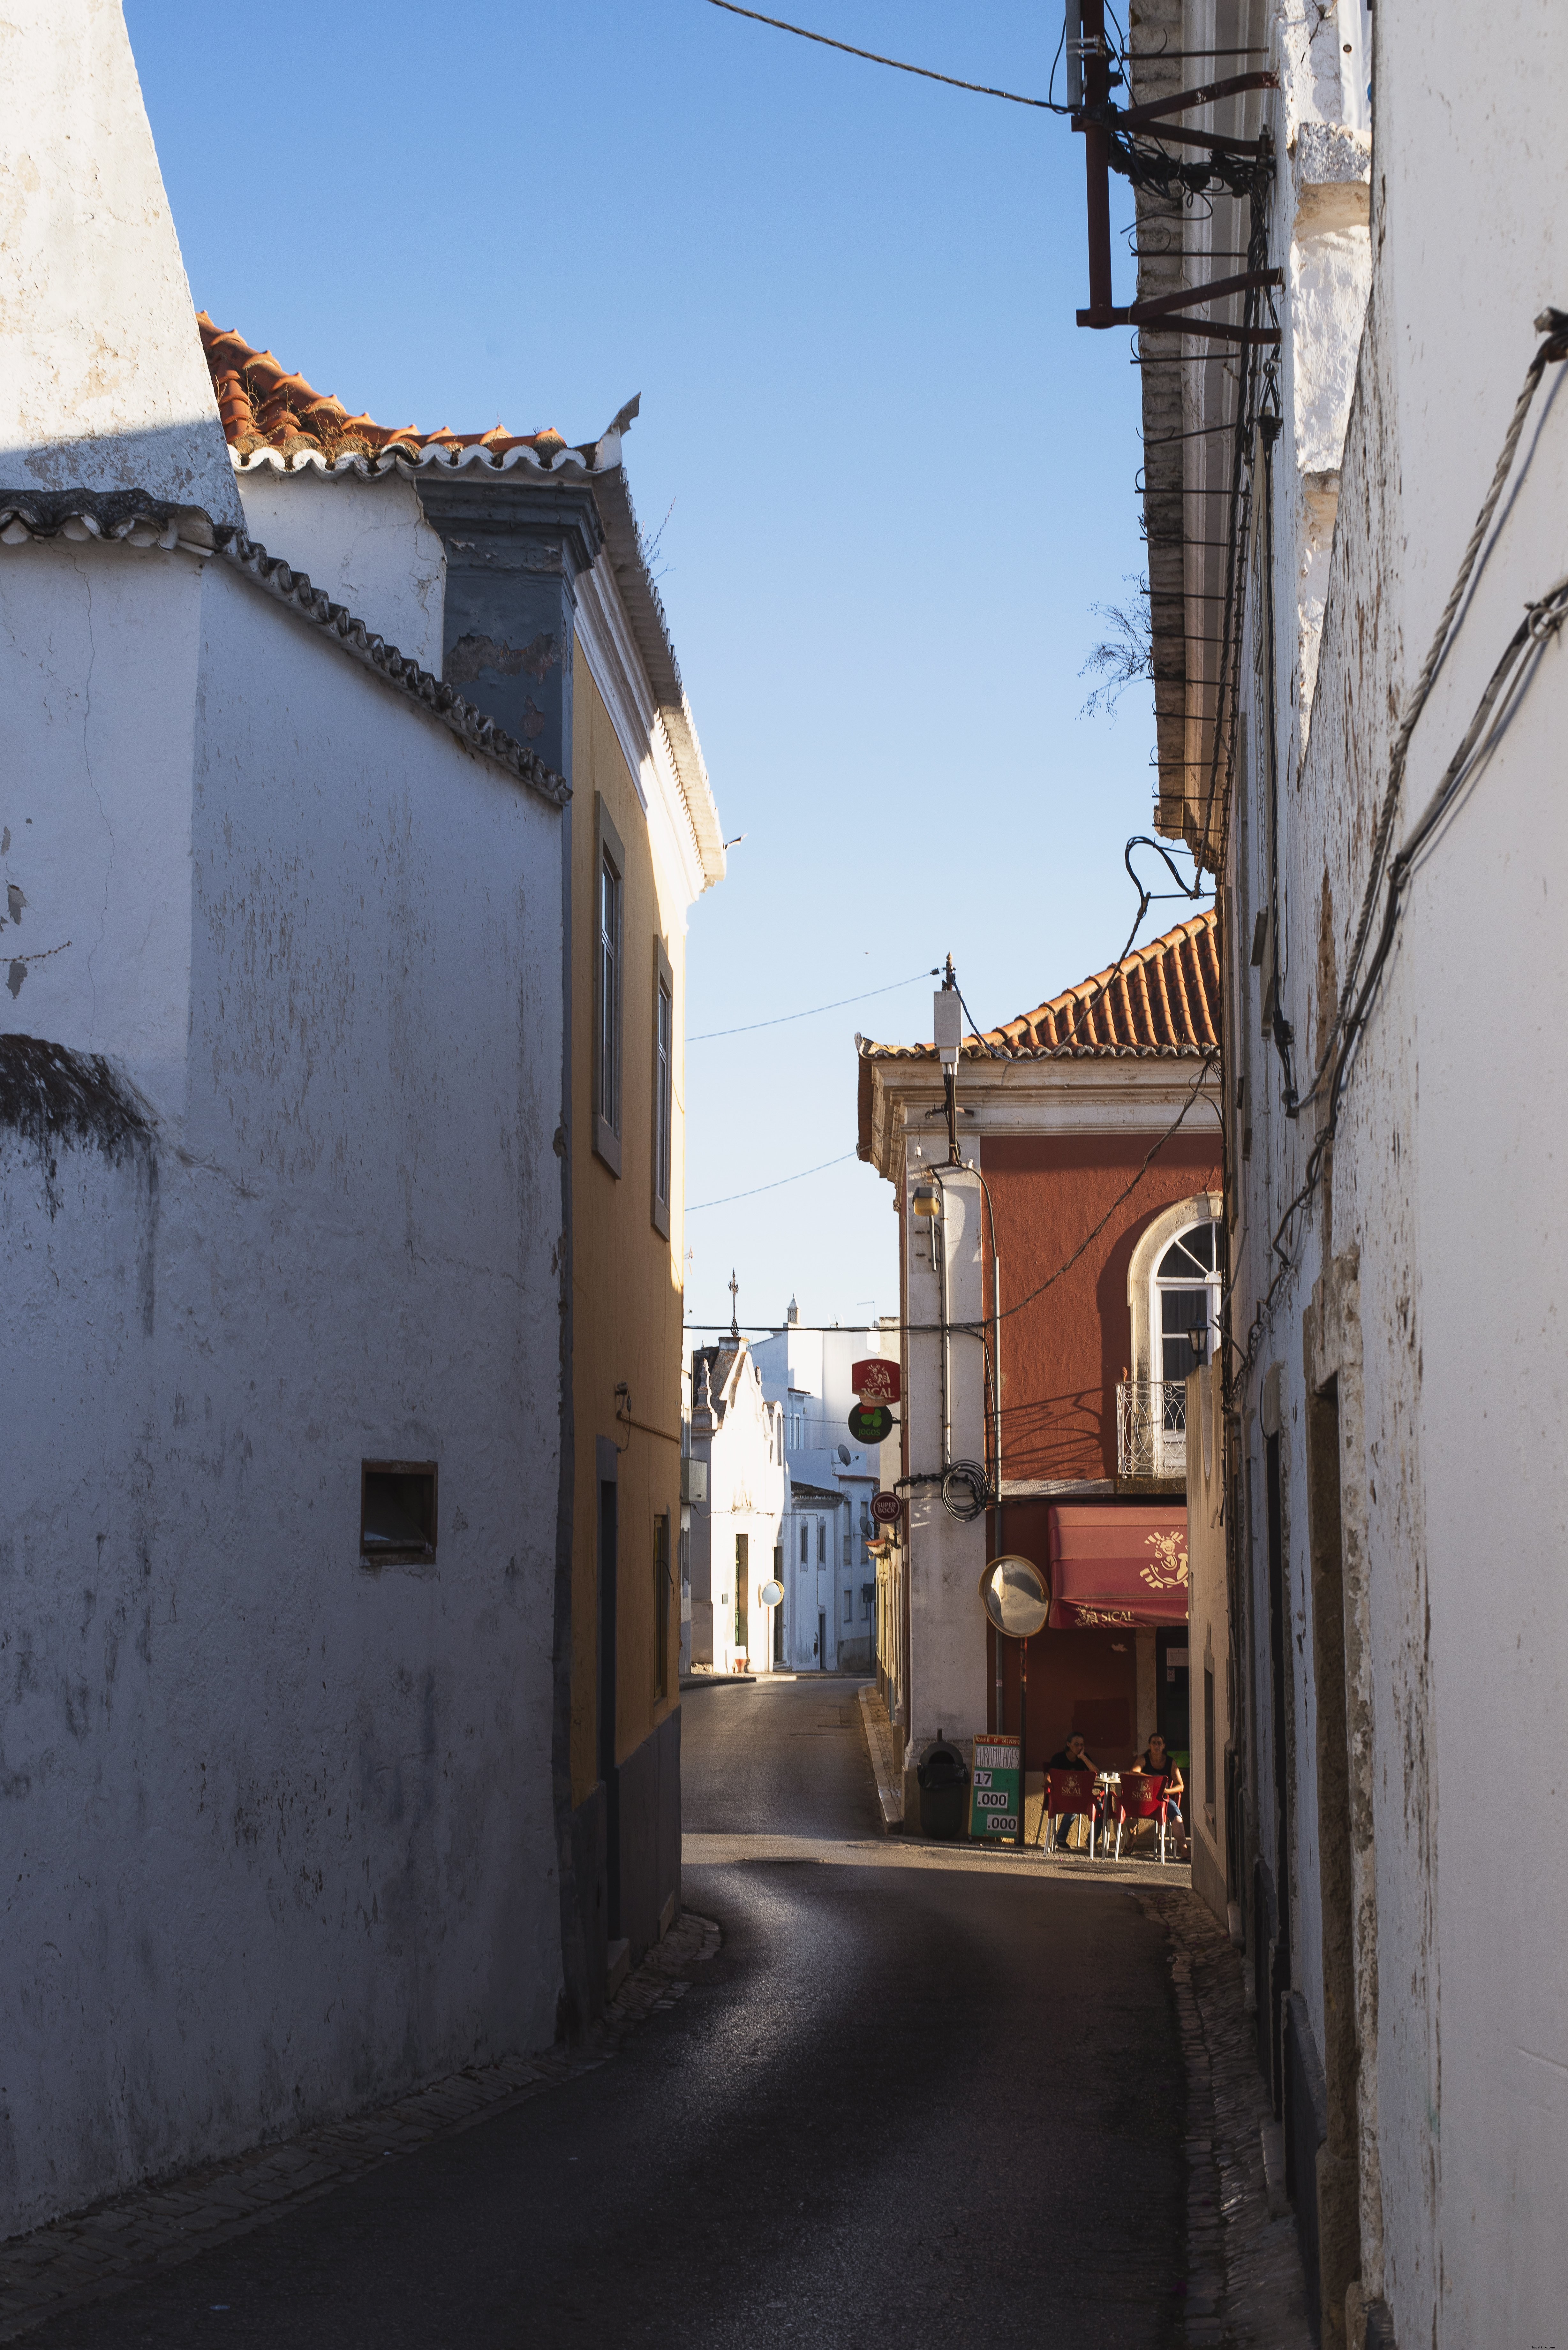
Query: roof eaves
588 461 726 893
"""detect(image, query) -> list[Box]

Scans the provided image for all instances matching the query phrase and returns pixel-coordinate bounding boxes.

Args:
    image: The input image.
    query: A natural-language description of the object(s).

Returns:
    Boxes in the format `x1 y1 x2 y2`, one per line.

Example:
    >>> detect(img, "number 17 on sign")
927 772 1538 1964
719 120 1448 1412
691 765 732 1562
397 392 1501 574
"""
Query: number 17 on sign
969 1734 1021 1839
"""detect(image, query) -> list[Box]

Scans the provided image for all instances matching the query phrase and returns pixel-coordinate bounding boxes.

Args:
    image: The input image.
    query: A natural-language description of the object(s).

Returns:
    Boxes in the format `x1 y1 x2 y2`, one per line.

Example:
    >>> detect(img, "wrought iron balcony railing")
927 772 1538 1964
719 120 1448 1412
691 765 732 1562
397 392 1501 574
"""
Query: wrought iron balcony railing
1116 1378 1188 1481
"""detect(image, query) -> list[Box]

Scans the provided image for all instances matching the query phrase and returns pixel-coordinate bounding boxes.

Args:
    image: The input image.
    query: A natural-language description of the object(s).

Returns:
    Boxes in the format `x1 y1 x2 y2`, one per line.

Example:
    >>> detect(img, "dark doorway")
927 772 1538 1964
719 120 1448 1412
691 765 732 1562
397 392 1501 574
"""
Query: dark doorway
598 1477 619 1939
1156 1626 1190 1754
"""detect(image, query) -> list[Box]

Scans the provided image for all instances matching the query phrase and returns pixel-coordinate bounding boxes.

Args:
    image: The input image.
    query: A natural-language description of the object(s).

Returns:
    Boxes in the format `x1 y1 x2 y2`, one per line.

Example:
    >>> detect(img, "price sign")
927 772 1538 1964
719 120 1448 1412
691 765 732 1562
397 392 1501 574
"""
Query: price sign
848 1404 893 1445
969 1733 1021 1840
851 1358 901 1405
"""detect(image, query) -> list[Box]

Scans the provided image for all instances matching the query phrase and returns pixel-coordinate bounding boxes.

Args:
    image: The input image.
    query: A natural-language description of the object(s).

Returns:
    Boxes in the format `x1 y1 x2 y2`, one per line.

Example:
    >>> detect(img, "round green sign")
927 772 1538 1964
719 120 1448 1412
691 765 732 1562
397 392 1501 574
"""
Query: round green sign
848 1403 893 1444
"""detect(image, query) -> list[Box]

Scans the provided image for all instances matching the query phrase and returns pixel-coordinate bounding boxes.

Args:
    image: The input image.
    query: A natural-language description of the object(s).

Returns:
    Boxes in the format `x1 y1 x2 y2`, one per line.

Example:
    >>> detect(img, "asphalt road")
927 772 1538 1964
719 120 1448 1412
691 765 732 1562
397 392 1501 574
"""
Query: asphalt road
38 1678 1184 2349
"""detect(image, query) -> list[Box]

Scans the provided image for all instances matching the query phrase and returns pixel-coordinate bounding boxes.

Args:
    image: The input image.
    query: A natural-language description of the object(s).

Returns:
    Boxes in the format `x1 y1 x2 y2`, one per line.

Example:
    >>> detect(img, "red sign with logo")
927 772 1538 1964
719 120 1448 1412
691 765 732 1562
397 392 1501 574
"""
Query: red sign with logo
871 1490 902 1526
852 1358 901 1405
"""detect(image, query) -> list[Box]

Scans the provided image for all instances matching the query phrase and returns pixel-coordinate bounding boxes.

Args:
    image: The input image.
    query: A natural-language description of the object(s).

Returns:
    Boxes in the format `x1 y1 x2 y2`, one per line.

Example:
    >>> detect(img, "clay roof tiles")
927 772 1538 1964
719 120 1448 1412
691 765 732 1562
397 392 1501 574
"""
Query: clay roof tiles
862 910 1221 1065
198 314 571 466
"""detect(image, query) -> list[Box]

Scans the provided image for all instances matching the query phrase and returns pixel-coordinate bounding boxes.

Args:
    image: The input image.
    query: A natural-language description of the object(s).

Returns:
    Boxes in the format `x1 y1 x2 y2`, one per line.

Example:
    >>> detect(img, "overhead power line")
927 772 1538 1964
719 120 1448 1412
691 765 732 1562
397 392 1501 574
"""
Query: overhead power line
690 967 935 1043
687 1151 858 1212
703 0 1054 109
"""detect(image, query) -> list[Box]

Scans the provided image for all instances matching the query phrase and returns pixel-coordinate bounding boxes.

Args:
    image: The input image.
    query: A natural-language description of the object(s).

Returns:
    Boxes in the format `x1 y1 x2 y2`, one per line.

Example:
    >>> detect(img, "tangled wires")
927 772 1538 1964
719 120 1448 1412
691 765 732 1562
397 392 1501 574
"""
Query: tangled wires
941 1463 990 1522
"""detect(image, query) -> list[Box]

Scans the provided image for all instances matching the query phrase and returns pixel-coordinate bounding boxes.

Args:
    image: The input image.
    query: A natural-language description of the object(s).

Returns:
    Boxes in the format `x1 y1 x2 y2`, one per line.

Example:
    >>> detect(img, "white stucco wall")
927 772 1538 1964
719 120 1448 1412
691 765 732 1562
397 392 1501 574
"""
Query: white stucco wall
901 1158 988 1797
0 0 240 521
1228 3 1568 2339
234 468 447 676
0 542 564 2233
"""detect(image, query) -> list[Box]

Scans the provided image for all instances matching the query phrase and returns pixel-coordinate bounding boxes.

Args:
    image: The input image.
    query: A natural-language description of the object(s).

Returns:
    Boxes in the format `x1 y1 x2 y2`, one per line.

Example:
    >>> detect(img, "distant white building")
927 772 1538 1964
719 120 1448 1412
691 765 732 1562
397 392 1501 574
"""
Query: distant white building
754 1307 893 1673
686 1339 786 1673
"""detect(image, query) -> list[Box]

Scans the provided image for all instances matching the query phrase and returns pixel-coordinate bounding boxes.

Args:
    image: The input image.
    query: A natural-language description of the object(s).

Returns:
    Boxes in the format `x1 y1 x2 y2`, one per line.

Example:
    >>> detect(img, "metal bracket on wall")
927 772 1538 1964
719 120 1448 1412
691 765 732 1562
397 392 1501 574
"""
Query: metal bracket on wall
1068 0 1278 330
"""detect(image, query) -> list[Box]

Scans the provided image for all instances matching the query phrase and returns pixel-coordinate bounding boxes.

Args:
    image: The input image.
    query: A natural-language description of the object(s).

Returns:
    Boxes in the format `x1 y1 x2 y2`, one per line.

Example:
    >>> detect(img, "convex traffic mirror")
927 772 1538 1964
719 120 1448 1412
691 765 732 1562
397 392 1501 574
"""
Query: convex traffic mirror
978 1555 1049 1640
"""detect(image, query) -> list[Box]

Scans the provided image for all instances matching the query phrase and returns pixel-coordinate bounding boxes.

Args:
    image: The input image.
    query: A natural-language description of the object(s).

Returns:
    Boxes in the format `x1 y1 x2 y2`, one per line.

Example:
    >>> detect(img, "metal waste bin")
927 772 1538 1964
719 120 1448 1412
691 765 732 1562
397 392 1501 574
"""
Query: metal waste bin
916 1733 970 1840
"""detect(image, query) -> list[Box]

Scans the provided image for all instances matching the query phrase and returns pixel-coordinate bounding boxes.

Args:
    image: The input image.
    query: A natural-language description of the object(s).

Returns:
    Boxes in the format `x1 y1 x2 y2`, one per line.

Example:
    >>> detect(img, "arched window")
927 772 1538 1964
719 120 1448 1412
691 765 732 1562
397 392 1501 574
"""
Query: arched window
1121 1194 1224 1479
1149 1220 1221 1471
1153 1220 1221 1383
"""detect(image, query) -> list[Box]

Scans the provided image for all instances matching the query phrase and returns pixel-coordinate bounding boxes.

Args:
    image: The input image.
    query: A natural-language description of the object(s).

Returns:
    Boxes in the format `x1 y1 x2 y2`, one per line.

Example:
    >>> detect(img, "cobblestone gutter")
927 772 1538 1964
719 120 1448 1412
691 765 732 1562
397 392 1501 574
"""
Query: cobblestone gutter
0 1914 721 2343
1139 1888 1314 2348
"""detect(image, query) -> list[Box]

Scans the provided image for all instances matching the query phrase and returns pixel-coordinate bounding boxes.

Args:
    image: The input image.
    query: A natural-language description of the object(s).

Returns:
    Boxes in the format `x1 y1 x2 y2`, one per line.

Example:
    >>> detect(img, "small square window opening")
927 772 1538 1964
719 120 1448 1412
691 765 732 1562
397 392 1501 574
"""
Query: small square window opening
360 1461 438 1564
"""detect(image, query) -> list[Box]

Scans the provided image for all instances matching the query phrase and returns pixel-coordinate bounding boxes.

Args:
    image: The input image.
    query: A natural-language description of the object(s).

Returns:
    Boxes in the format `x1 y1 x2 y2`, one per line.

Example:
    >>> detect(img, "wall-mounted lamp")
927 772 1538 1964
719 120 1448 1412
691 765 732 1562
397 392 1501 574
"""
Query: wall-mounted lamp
911 1183 938 1218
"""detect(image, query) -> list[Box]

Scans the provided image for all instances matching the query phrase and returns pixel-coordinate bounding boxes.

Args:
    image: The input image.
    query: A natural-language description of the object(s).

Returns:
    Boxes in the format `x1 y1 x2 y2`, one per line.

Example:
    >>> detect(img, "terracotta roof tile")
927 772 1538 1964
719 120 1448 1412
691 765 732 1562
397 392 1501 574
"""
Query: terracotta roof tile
862 909 1220 1064
197 314 569 466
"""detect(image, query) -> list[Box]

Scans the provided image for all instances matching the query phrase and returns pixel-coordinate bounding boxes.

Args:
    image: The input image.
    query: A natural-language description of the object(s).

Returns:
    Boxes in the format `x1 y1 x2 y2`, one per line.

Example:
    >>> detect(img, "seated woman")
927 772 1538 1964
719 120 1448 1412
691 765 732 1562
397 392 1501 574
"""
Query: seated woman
1125 1732 1187 1854
1046 1732 1096 1853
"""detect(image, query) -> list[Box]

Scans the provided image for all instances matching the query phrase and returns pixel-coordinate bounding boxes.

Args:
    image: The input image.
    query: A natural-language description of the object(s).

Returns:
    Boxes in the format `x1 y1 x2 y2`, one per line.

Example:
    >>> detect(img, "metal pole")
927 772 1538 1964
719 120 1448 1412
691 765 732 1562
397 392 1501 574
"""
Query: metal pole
1078 0 1114 322
1017 1635 1029 1849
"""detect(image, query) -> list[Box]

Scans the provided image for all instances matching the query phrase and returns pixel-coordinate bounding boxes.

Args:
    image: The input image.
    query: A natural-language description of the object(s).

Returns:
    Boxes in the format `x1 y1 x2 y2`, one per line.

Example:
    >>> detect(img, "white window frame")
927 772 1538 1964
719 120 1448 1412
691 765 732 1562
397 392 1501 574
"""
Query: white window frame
1149 1220 1222 1476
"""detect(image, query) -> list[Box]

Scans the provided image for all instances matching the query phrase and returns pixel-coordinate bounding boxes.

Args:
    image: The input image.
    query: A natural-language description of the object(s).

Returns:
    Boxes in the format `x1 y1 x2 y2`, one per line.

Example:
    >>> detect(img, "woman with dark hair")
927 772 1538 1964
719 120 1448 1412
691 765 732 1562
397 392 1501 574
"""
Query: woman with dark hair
1128 1732 1188 1855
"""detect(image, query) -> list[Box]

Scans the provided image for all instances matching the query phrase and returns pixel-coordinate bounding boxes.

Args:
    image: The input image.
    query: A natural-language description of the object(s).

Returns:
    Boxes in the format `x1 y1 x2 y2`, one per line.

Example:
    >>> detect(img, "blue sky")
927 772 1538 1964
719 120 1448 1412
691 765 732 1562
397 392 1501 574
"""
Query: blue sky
129 0 1201 1336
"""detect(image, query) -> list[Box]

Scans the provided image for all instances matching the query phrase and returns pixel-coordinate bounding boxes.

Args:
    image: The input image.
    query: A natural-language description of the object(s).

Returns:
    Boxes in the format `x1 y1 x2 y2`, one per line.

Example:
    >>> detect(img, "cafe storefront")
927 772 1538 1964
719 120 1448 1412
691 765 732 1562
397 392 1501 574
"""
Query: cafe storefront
989 1502 1190 1781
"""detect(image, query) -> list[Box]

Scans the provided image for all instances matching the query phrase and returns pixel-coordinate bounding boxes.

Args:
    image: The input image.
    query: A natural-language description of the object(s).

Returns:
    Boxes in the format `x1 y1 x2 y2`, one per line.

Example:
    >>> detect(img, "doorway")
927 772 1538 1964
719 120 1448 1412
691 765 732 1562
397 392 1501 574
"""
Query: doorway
1156 1626 1190 1755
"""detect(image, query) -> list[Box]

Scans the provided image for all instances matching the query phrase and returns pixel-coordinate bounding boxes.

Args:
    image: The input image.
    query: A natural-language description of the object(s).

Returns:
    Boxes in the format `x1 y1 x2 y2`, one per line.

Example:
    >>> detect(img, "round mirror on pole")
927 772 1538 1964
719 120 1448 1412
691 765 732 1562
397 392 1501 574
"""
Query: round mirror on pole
759 1579 784 1609
978 1555 1049 1640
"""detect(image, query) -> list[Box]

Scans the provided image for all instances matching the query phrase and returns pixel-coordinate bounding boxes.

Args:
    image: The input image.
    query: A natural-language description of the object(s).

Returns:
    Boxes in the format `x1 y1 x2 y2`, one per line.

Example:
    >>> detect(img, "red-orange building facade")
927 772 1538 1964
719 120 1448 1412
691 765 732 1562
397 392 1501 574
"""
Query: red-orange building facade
858 913 1223 1803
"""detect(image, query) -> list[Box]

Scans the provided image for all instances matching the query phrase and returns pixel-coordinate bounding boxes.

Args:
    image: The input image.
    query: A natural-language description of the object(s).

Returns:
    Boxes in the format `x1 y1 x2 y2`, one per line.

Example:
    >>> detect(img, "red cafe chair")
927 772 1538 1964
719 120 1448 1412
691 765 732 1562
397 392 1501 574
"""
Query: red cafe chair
1113 1772 1174 1862
1044 1768 1099 1857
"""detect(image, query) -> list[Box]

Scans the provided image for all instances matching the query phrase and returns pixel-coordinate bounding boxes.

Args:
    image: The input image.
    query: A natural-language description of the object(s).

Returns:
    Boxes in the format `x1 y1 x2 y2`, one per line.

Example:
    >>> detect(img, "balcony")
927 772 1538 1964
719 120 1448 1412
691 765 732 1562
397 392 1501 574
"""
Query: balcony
1116 1378 1187 1482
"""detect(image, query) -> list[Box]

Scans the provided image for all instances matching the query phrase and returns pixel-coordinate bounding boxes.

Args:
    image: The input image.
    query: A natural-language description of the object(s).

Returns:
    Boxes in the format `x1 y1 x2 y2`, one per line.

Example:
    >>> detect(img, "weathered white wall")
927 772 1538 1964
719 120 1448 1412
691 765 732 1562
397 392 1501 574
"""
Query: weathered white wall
901 1158 987 1801
234 467 446 676
1229 2 1568 2339
1185 1357 1230 1929
0 543 564 2233
0 540 206 1116
0 0 239 521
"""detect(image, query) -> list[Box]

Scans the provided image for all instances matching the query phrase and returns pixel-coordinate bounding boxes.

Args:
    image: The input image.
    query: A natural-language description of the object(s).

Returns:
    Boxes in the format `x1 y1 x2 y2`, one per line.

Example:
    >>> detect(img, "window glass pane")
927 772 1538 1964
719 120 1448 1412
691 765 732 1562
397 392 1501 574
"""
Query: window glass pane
1158 1223 1214 1279
655 979 673 1206
1160 1285 1208 1382
598 852 621 1133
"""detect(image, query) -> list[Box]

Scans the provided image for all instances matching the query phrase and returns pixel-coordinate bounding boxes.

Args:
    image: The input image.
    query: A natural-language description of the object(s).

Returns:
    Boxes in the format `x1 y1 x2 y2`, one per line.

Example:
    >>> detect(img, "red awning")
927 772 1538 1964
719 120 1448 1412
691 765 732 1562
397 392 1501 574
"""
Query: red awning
1046 1504 1189 1629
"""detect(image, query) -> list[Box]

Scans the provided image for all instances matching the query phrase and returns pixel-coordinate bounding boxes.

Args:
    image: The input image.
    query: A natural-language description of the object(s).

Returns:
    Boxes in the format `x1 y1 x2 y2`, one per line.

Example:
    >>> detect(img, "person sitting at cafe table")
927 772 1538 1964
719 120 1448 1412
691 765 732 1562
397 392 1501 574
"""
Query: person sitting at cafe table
1047 1732 1096 1853
1124 1733 1187 1853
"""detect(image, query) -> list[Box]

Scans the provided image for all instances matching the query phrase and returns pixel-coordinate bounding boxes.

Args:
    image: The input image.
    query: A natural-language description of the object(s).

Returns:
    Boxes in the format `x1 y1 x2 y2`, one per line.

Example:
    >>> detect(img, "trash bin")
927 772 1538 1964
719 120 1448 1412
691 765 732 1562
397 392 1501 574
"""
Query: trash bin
916 1732 970 1840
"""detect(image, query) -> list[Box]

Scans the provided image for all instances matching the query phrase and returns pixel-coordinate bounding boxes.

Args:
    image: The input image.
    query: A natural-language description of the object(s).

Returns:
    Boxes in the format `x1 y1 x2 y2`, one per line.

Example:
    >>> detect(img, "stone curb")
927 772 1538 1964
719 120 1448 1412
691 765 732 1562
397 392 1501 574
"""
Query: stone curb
0 1912 722 2343
1134 1887 1314 2348
856 1682 904 1829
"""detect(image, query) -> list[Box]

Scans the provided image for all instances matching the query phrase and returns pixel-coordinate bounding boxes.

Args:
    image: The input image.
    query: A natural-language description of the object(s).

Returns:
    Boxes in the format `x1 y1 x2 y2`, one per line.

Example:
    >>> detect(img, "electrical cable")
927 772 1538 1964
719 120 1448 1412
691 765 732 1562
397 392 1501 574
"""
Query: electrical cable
1234 563 1568 1380
687 1151 857 1212
982 1051 1219 1329
690 966 935 1042
703 1 1062 109
1287 306 1568 1122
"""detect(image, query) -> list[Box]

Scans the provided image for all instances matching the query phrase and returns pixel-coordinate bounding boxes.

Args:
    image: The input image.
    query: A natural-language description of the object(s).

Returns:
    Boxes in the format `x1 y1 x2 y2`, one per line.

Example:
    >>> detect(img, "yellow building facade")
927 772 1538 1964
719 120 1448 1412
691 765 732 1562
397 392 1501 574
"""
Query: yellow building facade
414 445 724 2026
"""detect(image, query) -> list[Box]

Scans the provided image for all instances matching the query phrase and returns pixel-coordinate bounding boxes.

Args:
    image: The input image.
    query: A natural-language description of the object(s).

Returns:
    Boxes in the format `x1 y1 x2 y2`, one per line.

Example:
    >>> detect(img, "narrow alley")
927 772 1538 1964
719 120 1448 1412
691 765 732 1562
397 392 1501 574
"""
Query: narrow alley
27 1680 1190 2349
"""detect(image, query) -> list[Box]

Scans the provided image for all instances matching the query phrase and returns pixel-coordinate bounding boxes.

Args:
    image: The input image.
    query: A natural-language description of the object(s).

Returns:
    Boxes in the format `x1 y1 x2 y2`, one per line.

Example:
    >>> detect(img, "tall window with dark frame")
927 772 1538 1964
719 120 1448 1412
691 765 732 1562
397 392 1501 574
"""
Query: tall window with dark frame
653 1511 670 1702
598 853 621 1135
652 948 673 1238
594 797 625 1175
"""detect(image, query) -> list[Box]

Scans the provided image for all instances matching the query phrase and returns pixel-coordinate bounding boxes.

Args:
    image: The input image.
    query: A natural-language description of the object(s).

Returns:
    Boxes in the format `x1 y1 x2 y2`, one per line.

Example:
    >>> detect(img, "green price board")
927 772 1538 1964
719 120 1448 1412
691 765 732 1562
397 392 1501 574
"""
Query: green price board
969 1734 1021 1839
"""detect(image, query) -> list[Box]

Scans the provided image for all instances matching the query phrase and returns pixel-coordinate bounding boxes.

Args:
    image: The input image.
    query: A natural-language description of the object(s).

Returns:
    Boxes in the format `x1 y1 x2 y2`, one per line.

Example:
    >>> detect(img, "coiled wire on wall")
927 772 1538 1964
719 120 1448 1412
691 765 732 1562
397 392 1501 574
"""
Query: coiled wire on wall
940 1462 990 1522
